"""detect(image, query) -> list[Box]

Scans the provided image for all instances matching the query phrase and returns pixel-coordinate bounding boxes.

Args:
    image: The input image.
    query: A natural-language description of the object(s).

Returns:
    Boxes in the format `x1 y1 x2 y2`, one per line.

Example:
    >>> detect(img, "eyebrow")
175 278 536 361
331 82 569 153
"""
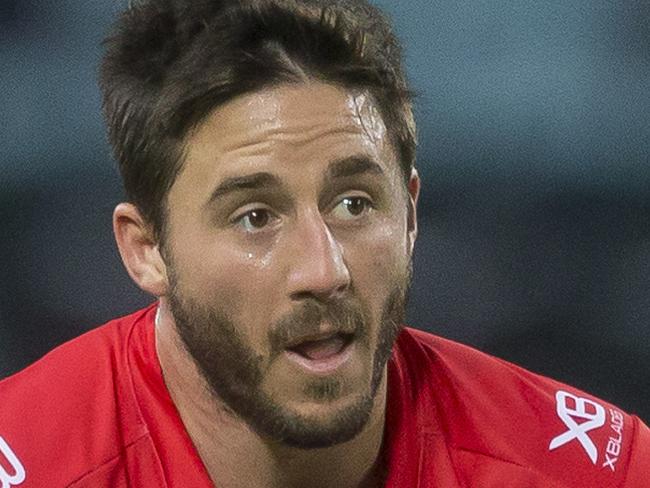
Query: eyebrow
206 172 283 206
325 156 385 181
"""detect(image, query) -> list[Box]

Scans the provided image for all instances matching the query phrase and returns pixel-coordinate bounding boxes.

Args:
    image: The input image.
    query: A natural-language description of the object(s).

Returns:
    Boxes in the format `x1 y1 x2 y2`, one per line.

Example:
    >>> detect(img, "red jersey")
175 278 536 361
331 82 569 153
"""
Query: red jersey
0 304 648 487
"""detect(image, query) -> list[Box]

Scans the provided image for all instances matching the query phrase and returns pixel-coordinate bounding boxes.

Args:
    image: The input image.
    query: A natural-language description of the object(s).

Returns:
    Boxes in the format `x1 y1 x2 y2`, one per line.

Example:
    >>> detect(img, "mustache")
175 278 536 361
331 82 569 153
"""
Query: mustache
268 298 366 353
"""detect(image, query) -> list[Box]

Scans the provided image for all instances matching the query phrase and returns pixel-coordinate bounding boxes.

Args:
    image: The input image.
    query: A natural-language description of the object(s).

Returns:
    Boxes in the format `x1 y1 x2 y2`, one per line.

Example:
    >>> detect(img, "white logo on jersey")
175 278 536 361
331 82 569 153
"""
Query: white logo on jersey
602 408 624 471
0 436 25 488
549 390 605 464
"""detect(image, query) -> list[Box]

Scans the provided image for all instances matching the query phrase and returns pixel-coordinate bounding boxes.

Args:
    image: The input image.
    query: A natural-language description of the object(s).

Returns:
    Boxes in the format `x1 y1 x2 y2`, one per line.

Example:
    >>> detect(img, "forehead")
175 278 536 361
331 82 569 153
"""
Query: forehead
177 82 400 189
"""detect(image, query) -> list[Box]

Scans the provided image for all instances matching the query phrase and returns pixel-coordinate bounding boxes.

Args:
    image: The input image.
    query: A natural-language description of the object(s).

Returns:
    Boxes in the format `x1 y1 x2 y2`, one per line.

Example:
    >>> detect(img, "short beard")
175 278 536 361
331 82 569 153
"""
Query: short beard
166 265 411 449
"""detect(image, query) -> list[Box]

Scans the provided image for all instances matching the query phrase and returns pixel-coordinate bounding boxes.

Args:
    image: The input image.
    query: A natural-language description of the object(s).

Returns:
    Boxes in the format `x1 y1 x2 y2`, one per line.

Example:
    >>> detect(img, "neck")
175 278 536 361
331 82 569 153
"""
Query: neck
155 304 388 488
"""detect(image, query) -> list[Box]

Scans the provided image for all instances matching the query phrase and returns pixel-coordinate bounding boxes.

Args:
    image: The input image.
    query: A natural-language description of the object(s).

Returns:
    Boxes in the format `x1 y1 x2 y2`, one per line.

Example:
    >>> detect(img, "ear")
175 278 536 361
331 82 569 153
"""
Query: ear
113 203 169 297
406 168 420 254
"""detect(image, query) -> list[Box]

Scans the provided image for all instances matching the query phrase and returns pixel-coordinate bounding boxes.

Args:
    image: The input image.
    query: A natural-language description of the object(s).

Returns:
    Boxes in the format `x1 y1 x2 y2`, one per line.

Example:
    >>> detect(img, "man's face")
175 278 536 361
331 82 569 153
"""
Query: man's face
162 82 416 449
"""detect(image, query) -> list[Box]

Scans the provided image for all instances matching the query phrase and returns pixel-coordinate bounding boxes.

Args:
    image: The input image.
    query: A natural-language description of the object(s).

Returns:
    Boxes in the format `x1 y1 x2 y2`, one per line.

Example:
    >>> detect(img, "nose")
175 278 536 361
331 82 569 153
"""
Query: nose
286 211 351 302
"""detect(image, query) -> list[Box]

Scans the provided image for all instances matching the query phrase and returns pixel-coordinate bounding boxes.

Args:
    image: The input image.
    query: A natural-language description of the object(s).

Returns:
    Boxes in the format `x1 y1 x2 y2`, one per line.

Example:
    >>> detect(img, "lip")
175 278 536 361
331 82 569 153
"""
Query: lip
284 340 354 374
283 328 354 350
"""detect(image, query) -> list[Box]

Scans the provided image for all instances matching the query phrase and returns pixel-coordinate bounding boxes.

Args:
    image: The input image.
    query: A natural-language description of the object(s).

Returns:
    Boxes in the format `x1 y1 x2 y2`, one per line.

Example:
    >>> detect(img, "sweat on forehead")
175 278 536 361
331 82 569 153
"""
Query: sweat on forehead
185 84 392 157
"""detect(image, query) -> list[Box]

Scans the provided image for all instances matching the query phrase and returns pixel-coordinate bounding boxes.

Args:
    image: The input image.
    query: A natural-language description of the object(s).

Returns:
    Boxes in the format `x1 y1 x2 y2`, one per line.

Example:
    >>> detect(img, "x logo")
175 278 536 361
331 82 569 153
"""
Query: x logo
603 453 617 471
549 391 605 464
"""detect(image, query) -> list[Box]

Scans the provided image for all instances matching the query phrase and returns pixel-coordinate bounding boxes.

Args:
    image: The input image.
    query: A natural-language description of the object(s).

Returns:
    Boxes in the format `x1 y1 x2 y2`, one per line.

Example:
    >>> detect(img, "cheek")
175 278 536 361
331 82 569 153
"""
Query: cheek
345 220 409 310
171 238 274 315
198 251 285 347
367 213 409 267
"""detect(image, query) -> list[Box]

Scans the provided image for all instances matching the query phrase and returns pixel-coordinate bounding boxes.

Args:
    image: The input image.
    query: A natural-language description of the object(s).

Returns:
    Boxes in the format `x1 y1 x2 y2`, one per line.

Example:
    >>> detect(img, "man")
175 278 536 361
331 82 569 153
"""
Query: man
0 0 647 486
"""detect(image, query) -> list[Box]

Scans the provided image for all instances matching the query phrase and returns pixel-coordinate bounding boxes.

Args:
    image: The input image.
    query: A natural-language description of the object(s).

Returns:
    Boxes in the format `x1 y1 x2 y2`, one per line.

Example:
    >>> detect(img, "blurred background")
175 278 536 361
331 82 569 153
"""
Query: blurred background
1 0 648 420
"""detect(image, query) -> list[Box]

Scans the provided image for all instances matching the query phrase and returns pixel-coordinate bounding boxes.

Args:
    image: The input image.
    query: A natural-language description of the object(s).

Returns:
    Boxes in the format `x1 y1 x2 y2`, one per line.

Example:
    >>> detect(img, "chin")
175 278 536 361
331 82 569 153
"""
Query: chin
277 406 373 450
259 384 376 449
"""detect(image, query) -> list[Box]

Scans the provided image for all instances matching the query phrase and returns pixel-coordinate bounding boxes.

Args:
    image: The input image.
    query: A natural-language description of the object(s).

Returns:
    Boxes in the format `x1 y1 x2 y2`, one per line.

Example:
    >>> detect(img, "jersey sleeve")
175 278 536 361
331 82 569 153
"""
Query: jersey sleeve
0 311 153 487
404 329 650 487
623 416 650 487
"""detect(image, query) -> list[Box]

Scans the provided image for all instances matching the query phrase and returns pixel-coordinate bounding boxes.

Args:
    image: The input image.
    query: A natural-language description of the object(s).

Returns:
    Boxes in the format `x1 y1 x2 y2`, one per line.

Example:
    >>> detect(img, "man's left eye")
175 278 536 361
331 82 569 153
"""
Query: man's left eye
332 196 373 220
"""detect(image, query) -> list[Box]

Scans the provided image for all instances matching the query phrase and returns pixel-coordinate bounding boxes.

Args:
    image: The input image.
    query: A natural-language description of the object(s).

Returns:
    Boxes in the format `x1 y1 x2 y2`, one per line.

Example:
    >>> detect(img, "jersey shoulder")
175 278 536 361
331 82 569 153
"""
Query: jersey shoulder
0 307 154 487
397 327 650 487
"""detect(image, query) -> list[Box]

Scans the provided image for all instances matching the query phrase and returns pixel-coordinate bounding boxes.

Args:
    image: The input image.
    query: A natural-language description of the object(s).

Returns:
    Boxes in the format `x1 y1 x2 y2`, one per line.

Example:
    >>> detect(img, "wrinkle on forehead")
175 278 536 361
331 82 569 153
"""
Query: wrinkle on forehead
220 123 372 157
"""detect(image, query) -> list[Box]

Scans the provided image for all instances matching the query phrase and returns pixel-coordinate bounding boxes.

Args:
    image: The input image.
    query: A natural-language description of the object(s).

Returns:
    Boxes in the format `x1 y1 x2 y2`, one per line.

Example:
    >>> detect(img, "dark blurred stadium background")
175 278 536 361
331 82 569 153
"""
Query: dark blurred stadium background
1 1 648 420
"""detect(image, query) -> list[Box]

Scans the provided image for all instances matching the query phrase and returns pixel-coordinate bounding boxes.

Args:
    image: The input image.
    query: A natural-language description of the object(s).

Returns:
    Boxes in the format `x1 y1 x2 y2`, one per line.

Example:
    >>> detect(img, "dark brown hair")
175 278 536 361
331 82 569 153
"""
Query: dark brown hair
99 0 416 238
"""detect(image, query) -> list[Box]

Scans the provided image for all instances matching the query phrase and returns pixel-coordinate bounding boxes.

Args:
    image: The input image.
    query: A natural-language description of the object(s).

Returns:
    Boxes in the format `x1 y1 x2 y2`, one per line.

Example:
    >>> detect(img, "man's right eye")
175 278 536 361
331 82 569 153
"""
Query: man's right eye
235 208 275 232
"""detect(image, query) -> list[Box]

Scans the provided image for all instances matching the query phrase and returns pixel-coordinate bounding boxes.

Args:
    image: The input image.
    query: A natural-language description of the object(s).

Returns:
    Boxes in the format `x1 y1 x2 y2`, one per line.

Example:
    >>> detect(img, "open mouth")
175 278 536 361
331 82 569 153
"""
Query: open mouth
287 333 354 360
285 333 355 373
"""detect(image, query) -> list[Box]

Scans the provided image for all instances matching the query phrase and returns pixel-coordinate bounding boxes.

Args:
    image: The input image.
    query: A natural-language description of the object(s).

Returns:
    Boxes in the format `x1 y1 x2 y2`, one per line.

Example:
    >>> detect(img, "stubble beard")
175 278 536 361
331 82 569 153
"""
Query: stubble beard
166 264 411 449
